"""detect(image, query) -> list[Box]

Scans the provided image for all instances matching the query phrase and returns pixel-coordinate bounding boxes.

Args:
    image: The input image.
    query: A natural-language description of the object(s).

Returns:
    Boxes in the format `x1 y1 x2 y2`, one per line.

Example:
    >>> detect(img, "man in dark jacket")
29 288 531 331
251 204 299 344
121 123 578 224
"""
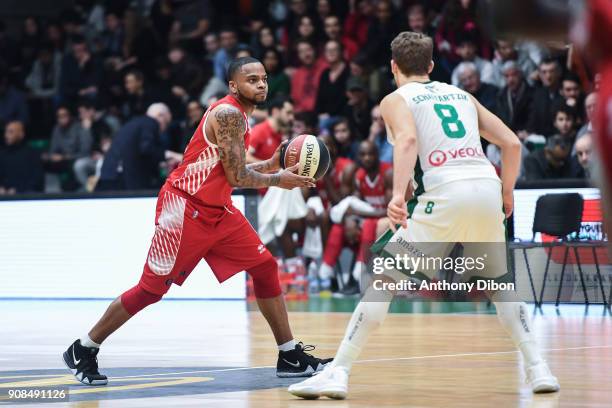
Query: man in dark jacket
0 121 43 194
496 61 534 132
522 134 581 180
526 58 564 136
97 103 181 191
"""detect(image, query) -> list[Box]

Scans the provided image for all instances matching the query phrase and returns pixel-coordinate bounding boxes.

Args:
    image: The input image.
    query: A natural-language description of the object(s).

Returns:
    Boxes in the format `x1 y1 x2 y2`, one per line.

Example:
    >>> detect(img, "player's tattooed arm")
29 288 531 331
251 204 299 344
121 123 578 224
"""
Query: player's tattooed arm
213 106 315 190
246 159 276 174
214 106 280 187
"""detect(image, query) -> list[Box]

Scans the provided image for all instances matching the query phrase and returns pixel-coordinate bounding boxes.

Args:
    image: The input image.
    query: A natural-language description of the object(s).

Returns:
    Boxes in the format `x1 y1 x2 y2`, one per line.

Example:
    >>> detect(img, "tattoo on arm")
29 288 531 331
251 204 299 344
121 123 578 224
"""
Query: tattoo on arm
214 106 279 187
247 159 275 174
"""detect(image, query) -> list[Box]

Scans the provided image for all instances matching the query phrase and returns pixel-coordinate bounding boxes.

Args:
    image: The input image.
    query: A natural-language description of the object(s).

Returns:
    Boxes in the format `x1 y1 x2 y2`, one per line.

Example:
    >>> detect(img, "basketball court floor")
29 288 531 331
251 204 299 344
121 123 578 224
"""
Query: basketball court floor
0 299 610 407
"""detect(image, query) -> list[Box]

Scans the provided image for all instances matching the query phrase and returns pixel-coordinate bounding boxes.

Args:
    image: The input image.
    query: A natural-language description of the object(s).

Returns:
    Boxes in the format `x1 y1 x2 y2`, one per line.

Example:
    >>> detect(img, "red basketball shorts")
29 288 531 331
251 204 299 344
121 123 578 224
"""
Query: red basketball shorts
139 185 274 295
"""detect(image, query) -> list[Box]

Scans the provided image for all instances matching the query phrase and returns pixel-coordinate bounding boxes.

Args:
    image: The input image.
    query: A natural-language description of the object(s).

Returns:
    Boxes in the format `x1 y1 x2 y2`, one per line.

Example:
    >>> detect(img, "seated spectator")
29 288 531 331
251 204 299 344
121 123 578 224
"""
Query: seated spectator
573 132 592 179
72 101 115 191
97 103 182 191
179 100 204 152
25 43 62 99
368 105 392 164
342 76 374 141
59 35 103 106
577 92 596 139
550 104 576 143
456 62 499 113
315 40 350 120
495 61 534 134
168 45 205 101
343 0 373 48
122 70 154 120
247 97 294 163
169 0 212 53
213 28 239 82
318 140 391 294
560 72 584 121
99 11 124 59
251 26 276 60
292 111 318 137
491 39 537 87
0 121 43 194
332 117 359 160
261 48 290 102
363 0 402 68
323 15 358 61
0 62 29 128
203 32 219 62
291 40 327 113
451 35 496 87
43 105 93 190
285 15 322 67
527 58 564 137
522 134 580 180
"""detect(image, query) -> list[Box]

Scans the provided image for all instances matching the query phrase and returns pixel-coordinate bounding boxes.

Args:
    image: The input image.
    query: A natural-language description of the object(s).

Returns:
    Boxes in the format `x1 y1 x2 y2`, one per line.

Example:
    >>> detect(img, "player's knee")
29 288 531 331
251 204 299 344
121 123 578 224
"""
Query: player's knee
120 283 163 316
247 258 281 299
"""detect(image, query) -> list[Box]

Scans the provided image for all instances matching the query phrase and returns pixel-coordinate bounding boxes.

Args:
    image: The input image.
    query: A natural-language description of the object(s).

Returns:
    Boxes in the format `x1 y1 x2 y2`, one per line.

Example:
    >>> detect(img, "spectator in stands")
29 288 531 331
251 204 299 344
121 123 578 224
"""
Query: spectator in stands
291 40 327 113
59 35 103 106
523 134 580 180
20 16 41 72
368 105 392 164
343 76 374 141
262 48 290 101
213 28 239 82
121 9 163 78
72 100 114 191
344 0 373 48
323 15 358 61
0 62 29 128
495 61 534 134
0 121 43 194
293 111 318 137
527 58 564 136
451 35 495 87
363 0 402 67
26 43 62 100
573 132 592 178
168 45 205 102
247 97 294 163
435 0 491 73
45 22 65 54
332 117 359 160
560 72 584 120
577 92 596 138
550 104 576 143
178 100 203 151
122 70 154 120
97 103 181 191
491 39 537 87
456 62 498 113
150 0 175 47
251 26 276 60
169 0 212 53
203 32 219 62
99 11 124 59
43 105 93 190
316 40 350 121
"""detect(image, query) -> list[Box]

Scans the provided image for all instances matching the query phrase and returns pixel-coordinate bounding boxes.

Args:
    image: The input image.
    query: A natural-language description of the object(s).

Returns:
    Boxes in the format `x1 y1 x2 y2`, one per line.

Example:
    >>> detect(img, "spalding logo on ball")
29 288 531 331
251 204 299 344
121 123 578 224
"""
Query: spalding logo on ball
280 134 330 180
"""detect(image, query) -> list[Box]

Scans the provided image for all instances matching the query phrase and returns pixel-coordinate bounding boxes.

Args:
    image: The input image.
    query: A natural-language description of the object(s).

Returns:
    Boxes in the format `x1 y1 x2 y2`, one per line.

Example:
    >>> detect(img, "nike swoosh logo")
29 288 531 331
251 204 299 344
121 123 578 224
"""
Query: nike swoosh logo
282 358 301 368
72 347 81 366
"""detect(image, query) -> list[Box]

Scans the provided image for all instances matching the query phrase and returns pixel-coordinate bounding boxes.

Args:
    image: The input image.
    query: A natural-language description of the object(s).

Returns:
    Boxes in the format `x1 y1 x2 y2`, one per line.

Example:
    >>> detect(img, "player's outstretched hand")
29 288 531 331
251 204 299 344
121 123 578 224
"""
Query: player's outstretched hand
387 194 408 231
277 164 316 190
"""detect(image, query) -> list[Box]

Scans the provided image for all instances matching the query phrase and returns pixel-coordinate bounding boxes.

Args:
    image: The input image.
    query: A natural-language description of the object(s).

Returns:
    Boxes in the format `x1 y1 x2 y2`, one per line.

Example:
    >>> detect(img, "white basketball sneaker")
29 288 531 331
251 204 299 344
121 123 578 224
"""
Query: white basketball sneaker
288 365 349 399
525 362 560 393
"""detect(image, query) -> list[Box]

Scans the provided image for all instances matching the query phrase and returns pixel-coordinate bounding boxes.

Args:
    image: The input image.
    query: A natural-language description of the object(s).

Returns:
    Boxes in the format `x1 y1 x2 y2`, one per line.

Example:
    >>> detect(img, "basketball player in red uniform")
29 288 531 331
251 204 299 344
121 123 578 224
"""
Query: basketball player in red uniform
62 57 331 385
319 141 392 293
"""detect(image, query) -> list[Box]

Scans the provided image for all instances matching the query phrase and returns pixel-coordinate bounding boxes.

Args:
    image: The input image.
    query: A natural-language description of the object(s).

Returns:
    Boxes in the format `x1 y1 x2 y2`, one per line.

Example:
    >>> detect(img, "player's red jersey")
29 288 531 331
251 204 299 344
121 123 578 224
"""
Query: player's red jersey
355 162 392 210
316 157 354 208
166 95 251 208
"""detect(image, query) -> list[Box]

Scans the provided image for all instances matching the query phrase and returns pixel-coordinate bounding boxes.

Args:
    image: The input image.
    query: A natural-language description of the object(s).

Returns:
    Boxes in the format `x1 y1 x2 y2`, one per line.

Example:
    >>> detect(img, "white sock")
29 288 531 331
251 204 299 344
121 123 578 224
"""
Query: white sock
278 339 296 352
80 334 100 349
333 288 392 373
352 261 366 282
319 263 334 280
494 302 543 367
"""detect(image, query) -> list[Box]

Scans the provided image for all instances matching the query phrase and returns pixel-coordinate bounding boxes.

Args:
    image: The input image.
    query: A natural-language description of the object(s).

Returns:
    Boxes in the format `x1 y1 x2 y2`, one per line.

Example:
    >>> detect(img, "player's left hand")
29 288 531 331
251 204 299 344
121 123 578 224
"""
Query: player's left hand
387 194 408 231
503 189 514 219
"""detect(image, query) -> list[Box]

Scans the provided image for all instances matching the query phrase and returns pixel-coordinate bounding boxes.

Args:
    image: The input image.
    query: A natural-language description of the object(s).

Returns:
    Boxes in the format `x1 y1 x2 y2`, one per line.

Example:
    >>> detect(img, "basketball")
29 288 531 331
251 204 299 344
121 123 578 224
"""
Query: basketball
280 134 330 180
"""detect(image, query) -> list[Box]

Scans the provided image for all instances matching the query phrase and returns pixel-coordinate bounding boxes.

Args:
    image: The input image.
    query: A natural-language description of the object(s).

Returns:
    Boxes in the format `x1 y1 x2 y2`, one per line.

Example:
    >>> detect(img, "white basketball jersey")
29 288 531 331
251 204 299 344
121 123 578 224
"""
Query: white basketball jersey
390 81 500 192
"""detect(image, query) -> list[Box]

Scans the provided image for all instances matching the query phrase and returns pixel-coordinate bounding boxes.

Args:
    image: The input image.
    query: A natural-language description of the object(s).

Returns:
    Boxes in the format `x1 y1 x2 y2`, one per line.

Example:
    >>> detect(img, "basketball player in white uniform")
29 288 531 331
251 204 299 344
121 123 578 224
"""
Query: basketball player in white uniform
289 32 560 400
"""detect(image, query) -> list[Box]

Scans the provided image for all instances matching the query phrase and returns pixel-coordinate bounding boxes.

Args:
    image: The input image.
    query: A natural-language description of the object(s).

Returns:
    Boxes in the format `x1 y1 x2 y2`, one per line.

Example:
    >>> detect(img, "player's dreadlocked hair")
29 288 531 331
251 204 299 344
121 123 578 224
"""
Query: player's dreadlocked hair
227 57 261 81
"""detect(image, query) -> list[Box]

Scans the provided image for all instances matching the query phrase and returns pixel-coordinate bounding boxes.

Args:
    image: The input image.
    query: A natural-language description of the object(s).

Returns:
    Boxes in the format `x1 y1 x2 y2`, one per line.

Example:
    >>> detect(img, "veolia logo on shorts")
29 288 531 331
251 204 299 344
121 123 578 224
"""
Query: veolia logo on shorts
428 150 447 166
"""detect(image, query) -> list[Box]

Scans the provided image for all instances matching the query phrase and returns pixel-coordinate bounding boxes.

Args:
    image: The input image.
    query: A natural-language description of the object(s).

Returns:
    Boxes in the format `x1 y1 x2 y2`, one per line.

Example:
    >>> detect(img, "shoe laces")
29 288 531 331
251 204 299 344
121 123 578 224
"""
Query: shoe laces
296 341 316 357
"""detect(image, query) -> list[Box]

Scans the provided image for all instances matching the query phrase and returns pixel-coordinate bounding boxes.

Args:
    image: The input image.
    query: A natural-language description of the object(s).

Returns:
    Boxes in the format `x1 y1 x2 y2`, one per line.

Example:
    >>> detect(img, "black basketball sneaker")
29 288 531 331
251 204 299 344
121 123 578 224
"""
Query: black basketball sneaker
277 342 333 378
62 339 108 385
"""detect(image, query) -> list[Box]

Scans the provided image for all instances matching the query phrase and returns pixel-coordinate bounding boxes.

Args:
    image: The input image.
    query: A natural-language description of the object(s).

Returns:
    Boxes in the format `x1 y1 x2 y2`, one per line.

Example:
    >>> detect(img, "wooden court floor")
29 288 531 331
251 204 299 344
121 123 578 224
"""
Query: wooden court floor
0 300 610 407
